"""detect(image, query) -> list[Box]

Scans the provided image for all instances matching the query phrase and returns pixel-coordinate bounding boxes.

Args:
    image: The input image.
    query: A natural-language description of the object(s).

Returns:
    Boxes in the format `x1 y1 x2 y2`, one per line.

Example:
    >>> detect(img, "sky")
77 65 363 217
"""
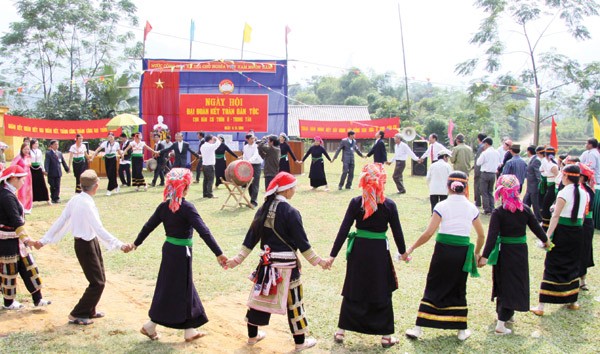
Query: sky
1 0 600 90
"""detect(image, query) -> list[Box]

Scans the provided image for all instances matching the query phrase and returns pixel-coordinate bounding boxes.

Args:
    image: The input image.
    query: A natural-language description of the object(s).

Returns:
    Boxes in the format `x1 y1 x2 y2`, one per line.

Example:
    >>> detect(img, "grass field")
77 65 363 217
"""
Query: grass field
2 156 599 353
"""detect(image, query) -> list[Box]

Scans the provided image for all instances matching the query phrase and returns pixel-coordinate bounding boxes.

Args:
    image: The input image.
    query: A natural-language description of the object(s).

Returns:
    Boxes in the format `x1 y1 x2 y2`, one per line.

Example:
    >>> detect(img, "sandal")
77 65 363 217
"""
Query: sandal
247 330 266 345
91 312 105 318
184 331 205 342
140 327 160 340
381 336 399 348
529 308 544 316
333 331 345 344
69 318 94 326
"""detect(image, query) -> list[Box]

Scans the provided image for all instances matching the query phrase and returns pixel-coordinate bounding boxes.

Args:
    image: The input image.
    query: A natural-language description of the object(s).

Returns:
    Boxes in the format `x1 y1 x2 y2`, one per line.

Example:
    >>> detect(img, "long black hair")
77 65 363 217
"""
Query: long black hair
563 164 581 222
249 194 277 245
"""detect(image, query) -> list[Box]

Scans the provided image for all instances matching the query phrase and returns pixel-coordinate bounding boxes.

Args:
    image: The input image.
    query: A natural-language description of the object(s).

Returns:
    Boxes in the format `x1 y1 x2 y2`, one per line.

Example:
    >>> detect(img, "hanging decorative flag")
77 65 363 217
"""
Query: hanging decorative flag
190 19 195 41
550 116 558 150
243 23 252 43
285 25 291 45
144 21 153 41
448 119 455 145
593 115 600 141
0 89 4 97
17 87 23 93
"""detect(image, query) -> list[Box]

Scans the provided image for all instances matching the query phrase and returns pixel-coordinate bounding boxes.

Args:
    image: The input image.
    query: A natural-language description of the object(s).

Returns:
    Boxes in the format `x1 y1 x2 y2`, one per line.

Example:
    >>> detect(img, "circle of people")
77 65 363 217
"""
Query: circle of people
0 129 595 351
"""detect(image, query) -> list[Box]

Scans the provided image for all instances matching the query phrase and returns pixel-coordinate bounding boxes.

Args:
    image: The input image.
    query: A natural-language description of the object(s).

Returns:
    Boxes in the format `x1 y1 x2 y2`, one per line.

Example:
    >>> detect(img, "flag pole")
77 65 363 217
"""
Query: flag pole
241 24 245 60
397 2 411 120
189 19 194 60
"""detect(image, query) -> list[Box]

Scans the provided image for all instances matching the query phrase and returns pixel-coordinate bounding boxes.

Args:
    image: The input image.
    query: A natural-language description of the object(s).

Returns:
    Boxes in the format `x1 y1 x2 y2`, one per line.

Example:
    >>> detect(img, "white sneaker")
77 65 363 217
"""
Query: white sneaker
457 329 472 341
35 299 52 307
295 337 317 351
3 301 24 310
405 327 423 339
106 190 112 196
495 327 512 335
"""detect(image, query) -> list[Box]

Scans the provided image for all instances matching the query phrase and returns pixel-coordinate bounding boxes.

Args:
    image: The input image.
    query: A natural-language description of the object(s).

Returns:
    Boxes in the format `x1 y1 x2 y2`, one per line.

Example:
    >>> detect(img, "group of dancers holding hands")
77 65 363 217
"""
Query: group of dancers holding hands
0 129 594 351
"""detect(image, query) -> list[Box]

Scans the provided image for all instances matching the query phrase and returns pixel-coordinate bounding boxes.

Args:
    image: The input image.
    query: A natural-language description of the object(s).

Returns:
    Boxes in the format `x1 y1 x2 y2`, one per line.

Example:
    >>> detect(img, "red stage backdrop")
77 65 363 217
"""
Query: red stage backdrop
179 94 268 132
4 115 120 139
299 118 399 139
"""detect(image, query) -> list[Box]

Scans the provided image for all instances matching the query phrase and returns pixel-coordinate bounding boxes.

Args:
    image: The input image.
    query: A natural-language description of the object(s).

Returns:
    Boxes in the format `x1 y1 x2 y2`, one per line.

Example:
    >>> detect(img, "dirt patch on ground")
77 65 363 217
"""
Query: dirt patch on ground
0 246 323 353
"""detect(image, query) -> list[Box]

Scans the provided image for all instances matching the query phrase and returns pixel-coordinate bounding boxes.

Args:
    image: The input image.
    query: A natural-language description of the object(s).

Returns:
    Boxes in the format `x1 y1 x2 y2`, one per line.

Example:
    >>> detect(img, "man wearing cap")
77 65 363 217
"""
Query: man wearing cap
426 149 453 212
450 134 472 175
36 169 132 325
332 130 364 190
502 144 527 192
0 165 51 310
45 140 70 204
477 137 500 215
386 133 418 194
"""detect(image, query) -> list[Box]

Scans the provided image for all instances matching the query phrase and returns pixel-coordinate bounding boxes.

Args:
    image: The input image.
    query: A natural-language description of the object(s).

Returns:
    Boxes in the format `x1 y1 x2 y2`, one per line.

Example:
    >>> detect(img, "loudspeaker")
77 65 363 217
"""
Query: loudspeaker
412 140 428 176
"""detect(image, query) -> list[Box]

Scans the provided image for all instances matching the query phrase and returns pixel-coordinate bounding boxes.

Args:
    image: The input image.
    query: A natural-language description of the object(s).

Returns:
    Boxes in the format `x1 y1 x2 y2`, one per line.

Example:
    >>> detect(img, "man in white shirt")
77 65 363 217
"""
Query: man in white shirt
36 169 132 325
200 134 221 198
386 133 419 194
476 137 500 215
427 149 453 212
418 134 446 164
579 138 600 185
243 134 263 207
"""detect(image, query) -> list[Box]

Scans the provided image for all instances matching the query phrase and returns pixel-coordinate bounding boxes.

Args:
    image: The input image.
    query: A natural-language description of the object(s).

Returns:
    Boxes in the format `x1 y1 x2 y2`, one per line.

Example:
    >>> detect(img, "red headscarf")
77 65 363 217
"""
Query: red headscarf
494 174 524 213
163 168 192 213
358 163 386 220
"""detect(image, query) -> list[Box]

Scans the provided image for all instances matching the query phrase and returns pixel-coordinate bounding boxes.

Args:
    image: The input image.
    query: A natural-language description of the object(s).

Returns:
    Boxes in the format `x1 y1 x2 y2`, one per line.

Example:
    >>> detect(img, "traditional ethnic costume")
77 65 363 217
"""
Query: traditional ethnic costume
98 140 120 193
330 164 406 347
134 169 223 339
11 154 33 213
537 180 588 307
69 143 88 193
578 163 595 286
482 175 548 334
130 140 148 189
214 140 238 187
279 138 298 173
30 147 49 203
539 149 558 231
228 172 321 350
302 138 331 188
0 165 48 309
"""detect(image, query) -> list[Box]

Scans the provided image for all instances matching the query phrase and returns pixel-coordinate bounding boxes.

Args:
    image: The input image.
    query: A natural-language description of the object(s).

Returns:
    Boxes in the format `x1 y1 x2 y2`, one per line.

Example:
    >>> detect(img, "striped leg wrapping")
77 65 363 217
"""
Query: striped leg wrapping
287 281 308 335
416 301 468 330
1 262 18 300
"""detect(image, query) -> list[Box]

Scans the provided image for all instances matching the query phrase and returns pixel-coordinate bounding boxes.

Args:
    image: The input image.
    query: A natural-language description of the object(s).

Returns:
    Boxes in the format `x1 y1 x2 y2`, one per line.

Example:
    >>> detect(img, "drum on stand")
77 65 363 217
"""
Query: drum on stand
225 160 254 186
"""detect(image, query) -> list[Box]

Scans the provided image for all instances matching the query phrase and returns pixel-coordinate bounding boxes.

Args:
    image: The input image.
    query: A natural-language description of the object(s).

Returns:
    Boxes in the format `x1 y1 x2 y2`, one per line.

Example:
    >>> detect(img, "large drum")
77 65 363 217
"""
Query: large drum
225 160 254 185
146 158 157 172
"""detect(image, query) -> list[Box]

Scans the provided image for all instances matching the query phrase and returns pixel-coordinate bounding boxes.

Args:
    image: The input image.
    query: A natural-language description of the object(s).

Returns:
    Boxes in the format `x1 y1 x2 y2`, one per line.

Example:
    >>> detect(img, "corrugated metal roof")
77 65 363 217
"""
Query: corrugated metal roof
288 105 371 137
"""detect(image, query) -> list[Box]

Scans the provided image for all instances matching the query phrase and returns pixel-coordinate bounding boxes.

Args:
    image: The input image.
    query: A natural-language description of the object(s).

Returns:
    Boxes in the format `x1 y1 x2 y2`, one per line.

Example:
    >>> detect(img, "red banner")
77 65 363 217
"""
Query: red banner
146 60 277 73
4 115 121 139
299 118 400 139
179 94 269 132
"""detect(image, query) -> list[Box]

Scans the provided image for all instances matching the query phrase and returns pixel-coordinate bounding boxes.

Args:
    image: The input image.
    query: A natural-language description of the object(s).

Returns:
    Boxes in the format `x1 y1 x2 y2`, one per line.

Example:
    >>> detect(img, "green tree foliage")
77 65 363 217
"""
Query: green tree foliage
456 0 600 144
0 0 141 119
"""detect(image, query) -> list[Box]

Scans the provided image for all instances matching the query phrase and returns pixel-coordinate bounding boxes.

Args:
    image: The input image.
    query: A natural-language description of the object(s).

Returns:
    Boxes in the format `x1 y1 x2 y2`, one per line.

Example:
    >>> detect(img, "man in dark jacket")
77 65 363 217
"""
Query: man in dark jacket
160 132 200 168
258 135 281 189
367 130 387 164
151 133 166 187
332 130 364 190
44 140 69 203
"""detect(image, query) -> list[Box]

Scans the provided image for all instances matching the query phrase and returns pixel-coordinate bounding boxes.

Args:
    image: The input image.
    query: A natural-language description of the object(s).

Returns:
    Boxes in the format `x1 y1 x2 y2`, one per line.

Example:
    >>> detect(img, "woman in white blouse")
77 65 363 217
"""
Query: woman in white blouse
403 171 485 341
122 133 156 191
91 132 121 196
68 134 92 193
29 139 51 204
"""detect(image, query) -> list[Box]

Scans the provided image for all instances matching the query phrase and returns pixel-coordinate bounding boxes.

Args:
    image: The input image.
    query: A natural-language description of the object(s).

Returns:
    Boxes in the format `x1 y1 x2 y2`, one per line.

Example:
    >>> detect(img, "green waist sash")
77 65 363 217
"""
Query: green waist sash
435 233 479 277
215 154 225 159
538 176 547 195
558 217 583 227
313 156 323 161
73 157 85 162
346 229 387 259
486 235 527 265
104 153 116 158
165 236 193 247
132 153 143 158
31 162 41 167
586 212 593 219
280 154 288 159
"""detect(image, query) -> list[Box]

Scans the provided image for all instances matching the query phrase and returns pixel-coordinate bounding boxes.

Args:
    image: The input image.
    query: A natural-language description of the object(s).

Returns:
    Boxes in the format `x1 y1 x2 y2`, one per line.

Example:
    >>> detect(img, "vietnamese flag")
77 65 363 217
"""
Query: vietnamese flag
140 71 180 148
550 116 558 150
144 21 153 41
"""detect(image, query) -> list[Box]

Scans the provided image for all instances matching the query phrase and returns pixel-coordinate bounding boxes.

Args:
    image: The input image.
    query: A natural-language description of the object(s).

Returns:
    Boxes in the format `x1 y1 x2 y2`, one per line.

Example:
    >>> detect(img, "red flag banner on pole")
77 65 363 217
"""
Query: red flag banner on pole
550 116 558 150
144 21 153 41
448 119 454 146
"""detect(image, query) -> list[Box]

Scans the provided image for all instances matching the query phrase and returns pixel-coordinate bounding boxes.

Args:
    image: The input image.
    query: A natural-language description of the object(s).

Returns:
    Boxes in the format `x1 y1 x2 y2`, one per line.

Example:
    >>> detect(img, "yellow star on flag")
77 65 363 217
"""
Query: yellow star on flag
155 78 164 89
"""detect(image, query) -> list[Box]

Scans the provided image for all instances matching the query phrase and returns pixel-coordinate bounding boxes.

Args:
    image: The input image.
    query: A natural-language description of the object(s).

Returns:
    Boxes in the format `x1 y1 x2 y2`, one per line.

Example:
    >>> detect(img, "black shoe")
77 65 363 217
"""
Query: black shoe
158 183 165 186
150 183 156 187
338 186 343 190
251 201 258 207
398 190 406 194
345 186 352 189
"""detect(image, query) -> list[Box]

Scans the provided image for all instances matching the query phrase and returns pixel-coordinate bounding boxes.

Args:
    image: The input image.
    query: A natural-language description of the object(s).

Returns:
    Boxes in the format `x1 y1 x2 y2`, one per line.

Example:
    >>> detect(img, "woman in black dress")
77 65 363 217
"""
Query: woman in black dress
577 163 595 290
29 139 50 204
278 133 297 173
131 168 227 342
478 174 549 335
299 136 331 190
214 135 239 188
327 163 406 348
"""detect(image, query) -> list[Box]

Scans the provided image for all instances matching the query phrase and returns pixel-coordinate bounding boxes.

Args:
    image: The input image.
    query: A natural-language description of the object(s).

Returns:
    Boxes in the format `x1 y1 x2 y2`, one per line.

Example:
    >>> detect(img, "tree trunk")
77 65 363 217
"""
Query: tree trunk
534 86 541 146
